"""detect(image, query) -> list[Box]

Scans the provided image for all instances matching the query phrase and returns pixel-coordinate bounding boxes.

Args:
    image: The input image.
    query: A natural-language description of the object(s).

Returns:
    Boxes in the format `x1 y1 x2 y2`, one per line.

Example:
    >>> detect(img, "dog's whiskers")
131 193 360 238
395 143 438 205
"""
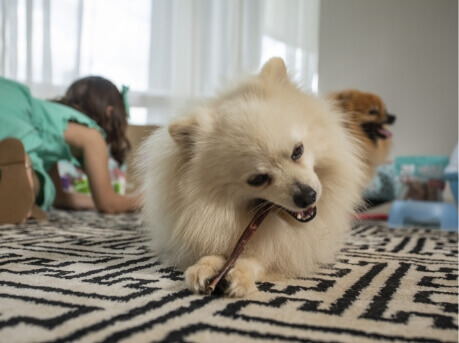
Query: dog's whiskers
248 201 269 216
259 203 278 218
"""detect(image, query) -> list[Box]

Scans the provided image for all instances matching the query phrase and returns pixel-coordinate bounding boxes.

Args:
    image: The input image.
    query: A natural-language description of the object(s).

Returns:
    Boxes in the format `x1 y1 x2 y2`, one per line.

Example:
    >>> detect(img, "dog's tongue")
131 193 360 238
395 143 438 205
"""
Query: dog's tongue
377 127 392 138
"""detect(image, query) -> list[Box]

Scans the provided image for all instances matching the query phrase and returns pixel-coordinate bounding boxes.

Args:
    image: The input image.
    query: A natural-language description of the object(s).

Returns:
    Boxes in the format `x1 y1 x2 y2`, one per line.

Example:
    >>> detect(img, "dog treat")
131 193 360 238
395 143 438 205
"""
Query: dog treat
205 203 272 295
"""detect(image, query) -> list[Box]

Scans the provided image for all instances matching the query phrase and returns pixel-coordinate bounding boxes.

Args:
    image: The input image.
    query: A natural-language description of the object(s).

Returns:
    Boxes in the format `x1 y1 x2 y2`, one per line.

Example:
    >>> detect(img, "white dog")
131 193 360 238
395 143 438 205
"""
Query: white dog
137 58 365 297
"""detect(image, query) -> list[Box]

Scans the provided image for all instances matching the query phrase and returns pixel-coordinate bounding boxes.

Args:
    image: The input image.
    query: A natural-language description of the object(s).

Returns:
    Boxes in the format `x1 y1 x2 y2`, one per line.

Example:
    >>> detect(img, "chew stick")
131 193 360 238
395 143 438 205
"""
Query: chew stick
205 203 272 295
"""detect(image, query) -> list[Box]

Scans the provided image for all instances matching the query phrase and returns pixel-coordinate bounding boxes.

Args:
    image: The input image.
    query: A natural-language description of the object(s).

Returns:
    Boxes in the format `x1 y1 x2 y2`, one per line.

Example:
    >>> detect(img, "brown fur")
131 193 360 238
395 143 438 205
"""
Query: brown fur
330 89 395 184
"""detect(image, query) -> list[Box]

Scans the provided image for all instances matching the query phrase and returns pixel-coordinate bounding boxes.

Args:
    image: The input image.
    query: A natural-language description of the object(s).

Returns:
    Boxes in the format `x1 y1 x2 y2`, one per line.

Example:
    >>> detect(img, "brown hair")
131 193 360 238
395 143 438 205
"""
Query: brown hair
55 76 130 165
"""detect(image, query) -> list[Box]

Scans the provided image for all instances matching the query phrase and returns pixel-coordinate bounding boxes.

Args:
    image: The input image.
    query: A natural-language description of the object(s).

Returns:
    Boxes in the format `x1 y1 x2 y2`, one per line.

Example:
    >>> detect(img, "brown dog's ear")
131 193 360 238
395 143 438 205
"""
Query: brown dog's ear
331 90 354 111
260 57 289 83
168 116 198 149
334 90 353 102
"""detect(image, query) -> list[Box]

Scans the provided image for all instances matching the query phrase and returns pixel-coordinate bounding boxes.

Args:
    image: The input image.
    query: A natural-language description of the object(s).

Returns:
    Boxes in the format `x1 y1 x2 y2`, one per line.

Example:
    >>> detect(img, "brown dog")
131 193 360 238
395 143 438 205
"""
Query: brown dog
330 89 396 184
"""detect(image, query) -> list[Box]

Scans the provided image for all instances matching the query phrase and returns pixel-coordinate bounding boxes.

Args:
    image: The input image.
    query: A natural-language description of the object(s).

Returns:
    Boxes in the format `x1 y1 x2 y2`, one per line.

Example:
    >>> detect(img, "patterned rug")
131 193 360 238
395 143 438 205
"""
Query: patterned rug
0 210 457 343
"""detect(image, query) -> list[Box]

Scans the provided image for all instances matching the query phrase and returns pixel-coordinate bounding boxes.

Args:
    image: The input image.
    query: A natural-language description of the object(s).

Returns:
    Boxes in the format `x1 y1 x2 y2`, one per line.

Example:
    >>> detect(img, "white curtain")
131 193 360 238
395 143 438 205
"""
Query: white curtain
0 0 320 125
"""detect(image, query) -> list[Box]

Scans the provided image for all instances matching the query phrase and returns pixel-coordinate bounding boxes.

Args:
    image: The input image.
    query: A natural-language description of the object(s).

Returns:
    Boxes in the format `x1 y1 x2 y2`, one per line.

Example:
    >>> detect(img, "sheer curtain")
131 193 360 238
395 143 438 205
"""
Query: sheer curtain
1 0 320 125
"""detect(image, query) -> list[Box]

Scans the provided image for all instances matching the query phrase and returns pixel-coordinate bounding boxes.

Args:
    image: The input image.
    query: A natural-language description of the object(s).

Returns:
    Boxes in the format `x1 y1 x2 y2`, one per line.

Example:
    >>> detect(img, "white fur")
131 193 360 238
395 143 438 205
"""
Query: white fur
136 58 366 297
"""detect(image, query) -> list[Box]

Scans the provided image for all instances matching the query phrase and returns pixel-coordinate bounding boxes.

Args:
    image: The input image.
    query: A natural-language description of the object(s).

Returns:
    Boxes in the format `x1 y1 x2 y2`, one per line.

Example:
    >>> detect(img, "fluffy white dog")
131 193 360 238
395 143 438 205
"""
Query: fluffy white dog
137 58 365 297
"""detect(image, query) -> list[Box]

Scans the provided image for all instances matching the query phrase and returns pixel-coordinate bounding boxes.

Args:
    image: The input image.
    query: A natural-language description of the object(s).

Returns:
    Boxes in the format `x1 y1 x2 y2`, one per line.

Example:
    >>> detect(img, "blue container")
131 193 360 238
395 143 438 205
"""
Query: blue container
388 200 458 231
444 172 458 205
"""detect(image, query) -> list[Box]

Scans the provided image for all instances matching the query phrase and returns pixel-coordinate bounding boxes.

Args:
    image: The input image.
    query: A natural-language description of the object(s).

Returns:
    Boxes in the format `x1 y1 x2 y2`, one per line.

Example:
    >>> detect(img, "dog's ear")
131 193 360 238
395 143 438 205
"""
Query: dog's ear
334 90 352 102
168 116 198 149
332 90 354 110
260 57 288 83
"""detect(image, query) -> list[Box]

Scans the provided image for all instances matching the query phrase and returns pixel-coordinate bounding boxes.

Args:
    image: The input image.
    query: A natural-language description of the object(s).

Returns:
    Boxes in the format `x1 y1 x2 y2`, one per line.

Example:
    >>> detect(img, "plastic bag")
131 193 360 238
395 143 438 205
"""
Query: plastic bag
394 156 449 201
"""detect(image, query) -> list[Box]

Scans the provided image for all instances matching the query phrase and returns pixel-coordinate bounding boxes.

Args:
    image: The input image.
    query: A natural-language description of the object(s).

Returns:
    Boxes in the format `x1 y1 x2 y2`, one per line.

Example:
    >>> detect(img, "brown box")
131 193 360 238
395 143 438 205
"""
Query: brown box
125 125 159 193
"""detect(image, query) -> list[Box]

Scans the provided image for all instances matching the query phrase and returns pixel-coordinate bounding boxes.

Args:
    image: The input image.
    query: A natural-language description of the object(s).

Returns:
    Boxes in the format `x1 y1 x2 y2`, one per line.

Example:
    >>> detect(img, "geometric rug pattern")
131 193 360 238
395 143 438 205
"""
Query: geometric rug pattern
0 210 457 342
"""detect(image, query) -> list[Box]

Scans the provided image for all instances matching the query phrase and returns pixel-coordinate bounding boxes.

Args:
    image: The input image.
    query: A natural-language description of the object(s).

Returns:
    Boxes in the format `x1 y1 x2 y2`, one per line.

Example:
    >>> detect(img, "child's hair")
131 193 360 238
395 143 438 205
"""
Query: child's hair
56 76 131 165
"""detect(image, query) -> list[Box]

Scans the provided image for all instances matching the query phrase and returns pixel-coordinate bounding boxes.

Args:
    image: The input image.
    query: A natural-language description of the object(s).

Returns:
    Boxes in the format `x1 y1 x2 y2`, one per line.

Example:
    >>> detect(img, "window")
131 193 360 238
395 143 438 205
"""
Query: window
1 0 320 125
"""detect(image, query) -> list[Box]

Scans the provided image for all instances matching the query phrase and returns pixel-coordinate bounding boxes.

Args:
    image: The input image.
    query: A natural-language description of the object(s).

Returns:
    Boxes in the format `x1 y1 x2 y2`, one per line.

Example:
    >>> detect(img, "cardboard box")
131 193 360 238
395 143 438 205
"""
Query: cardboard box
125 125 159 193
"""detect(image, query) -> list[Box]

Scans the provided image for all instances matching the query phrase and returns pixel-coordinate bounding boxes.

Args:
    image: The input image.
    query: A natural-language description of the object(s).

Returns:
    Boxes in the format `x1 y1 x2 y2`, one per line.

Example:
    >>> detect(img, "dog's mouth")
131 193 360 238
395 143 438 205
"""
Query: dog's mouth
376 125 392 139
361 113 396 142
361 122 393 141
253 200 317 223
284 206 317 223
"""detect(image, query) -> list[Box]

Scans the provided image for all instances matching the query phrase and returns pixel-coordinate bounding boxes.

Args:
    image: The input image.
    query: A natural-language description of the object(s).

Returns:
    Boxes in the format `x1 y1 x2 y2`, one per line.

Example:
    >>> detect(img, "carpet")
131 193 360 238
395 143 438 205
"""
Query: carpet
0 210 457 343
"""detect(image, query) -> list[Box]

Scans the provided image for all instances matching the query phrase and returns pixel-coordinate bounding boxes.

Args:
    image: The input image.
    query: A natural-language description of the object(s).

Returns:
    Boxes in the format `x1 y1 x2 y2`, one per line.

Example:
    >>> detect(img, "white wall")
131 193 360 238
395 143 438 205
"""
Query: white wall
318 0 458 159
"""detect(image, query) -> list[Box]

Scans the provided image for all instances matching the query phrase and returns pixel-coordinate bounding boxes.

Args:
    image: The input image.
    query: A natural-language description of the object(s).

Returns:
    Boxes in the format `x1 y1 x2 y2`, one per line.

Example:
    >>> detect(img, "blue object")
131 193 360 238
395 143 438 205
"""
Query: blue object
444 144 458 205
394 155 449 179
444 172 458 205
388 200 458 231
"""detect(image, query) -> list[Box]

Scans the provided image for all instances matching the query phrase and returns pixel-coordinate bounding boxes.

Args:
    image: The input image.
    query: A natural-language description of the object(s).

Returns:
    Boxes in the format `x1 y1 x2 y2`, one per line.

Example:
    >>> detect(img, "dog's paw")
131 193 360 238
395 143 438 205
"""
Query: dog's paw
185 255 225 294
224 262 258 298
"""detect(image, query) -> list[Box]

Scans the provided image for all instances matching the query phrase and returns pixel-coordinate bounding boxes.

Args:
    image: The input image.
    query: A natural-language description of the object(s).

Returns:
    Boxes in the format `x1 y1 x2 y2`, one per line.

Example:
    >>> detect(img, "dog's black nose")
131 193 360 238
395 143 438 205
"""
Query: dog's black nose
293 184 316 208
386 113 396 125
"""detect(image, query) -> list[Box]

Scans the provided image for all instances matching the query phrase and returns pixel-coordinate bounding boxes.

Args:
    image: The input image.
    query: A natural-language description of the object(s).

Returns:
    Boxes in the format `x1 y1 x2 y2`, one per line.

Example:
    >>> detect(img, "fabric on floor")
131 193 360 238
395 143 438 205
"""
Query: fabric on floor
0 210 457 343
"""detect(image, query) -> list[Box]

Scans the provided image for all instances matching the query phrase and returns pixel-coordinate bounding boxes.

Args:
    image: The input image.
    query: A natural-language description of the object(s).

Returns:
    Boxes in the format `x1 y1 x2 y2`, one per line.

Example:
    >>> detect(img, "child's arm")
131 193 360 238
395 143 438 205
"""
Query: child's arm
64 123 139 214
49 164 95 210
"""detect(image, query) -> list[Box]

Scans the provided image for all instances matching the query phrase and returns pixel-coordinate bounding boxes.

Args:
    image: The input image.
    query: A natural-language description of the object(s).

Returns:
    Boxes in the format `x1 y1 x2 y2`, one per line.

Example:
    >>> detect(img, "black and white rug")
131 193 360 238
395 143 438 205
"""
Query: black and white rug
0 211 457 343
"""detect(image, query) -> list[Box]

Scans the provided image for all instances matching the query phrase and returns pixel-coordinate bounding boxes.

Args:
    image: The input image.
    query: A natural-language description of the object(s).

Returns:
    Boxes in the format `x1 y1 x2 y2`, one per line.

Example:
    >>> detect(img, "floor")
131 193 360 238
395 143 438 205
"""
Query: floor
0 210 457 343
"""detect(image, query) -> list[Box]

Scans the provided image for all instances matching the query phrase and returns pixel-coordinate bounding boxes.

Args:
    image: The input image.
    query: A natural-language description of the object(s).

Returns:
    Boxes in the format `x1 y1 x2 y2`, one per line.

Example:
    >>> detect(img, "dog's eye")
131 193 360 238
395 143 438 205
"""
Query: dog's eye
247 174 270 186
291 143 304 161
369 108 379 115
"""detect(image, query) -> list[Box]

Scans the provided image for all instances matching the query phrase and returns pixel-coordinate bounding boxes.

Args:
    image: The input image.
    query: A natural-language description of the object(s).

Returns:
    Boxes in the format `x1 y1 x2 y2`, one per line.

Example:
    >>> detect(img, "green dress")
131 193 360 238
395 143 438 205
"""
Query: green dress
0 77 105 210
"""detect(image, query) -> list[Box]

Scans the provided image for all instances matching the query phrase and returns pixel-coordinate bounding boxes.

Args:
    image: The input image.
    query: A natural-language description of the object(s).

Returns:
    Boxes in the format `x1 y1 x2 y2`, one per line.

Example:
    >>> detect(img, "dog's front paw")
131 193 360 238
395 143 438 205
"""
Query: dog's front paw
185 255 225 294
225 264 257 298
225 262 258 298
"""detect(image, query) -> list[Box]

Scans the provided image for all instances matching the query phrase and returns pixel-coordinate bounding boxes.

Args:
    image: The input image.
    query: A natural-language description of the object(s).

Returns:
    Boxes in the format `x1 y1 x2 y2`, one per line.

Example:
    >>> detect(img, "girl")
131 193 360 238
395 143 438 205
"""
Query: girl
0 76 139 224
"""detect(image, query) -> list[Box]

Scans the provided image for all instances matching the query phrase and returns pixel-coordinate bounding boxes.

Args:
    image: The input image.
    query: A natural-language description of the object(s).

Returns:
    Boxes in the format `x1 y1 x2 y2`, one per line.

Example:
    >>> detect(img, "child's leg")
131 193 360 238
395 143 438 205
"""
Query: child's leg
0 138 36 224
25 153 46 220
27 156 47 221
26 154 40 198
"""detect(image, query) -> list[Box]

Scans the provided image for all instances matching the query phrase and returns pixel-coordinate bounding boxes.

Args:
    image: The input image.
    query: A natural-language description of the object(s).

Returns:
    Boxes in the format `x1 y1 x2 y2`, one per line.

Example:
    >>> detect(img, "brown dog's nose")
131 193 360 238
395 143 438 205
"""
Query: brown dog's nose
386 113 396 125
293 183 316 208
